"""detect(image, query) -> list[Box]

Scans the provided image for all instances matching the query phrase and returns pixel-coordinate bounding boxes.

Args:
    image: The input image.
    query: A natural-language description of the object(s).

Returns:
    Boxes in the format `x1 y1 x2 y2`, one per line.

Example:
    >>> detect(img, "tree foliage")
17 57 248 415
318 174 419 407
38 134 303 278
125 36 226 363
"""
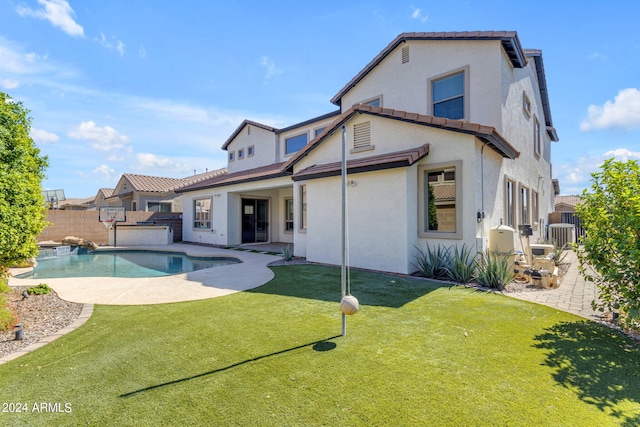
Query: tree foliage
0 91 49 267
575 158 640 327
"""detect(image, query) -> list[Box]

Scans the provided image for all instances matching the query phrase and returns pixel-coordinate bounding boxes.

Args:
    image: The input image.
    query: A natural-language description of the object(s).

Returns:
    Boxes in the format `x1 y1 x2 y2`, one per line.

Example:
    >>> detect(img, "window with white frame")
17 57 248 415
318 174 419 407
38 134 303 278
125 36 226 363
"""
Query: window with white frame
520 185 530 225
431 70 465 120
418 161 461 238
534 115 541 158
505 177 516 227
194 198 212 229
285 198 294 232
285 133 308 155
148 202 172 212
299 185 307 231
314 127 326 137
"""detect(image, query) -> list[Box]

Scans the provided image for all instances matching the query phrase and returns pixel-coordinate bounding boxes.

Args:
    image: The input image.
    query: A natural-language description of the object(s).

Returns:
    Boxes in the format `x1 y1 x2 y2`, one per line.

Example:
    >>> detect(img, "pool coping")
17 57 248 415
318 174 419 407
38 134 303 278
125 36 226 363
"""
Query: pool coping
8 243 282 305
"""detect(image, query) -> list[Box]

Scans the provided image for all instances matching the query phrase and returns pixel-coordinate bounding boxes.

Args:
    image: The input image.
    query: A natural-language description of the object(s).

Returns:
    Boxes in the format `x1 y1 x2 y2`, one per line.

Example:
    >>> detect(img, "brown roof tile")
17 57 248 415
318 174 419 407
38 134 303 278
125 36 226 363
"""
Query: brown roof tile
292 144 430 181
177 163 287 193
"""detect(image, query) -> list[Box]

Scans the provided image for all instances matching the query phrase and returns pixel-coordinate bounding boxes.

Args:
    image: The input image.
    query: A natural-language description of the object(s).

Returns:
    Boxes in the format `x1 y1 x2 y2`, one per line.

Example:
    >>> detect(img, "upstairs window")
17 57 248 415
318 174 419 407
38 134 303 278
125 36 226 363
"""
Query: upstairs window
432 71 464 120
229 151 235 162
238 148 244 159
285 133 308 155
248 145 254 157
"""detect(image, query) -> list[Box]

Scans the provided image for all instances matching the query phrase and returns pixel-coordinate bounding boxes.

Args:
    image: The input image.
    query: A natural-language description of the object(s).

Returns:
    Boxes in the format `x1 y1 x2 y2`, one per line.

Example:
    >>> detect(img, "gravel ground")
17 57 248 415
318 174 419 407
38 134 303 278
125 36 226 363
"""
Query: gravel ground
0 286 83 359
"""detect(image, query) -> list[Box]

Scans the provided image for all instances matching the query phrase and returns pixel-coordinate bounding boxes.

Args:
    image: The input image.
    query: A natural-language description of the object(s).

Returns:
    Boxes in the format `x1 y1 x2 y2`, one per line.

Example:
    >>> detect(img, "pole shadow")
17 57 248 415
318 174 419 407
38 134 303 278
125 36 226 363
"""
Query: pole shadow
119 335 341 399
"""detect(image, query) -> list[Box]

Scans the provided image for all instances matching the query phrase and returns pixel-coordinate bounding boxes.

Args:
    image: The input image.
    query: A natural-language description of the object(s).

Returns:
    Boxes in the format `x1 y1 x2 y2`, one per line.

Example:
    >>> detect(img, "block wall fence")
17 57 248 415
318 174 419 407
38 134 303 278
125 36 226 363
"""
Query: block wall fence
38 210 183 245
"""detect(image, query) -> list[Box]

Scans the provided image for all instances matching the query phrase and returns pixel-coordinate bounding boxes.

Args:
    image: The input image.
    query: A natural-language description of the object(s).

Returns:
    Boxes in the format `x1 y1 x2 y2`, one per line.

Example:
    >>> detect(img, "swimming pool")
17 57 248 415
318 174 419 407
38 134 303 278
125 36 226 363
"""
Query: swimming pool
17 250 241 279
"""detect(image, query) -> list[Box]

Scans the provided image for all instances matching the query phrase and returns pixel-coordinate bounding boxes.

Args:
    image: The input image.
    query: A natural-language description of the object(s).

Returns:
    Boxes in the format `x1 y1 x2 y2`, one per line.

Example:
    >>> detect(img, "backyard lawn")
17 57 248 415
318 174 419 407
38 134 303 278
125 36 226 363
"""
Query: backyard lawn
1 265 639 426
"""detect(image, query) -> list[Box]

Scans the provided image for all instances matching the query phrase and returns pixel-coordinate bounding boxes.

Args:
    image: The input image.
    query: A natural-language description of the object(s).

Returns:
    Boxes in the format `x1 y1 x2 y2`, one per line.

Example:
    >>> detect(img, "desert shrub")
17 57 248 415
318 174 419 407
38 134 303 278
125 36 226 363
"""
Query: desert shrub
475 250 513 290
414 244 451 280
447 244 477 284
27 283 51 295
0 294 16 332
281 245 293 261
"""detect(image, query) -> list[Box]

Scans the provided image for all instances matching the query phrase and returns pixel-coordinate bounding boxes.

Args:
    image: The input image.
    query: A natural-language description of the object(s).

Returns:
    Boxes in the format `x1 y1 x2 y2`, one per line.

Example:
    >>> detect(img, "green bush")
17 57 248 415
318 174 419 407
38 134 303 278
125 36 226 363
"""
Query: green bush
414 244 450 280
27 283 51 295
447 244 477 284
475 250 513 290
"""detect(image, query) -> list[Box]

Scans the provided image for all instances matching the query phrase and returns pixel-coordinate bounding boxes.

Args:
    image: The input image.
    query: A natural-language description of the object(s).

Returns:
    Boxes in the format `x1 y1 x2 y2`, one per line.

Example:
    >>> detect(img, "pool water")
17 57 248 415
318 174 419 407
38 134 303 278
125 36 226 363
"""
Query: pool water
17 251 241 279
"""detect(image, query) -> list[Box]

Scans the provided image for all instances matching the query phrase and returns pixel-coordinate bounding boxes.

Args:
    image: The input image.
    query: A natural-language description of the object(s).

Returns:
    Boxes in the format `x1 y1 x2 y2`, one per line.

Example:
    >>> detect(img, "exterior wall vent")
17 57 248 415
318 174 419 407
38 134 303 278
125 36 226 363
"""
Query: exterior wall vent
402 45 410 64
353 122 371 149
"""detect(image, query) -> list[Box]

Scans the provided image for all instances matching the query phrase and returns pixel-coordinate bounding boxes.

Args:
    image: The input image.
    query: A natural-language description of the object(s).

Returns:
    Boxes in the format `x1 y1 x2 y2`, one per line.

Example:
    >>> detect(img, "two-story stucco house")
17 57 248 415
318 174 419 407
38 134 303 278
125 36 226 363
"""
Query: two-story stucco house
177 31 559 274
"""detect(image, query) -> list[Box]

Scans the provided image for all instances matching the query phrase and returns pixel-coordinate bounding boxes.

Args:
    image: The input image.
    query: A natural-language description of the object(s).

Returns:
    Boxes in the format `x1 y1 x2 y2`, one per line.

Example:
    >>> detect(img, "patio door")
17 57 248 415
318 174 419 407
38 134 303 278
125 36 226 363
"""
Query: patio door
242 199 269 243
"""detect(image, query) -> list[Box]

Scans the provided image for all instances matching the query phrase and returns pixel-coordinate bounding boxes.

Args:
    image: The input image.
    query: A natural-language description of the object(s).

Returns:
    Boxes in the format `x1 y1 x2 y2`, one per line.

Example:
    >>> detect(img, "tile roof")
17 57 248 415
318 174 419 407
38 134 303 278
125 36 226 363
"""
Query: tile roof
284 104 519 167
292 144 429 181
176 162 287 192
98 188 114 197
331 31 527 106
111 168 228 196
221 120 278 150
554 195 581 208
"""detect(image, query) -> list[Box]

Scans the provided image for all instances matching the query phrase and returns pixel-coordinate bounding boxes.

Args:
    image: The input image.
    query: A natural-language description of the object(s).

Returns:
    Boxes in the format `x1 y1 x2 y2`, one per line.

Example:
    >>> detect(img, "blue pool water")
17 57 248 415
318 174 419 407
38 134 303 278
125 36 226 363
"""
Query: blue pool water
17 251 241 279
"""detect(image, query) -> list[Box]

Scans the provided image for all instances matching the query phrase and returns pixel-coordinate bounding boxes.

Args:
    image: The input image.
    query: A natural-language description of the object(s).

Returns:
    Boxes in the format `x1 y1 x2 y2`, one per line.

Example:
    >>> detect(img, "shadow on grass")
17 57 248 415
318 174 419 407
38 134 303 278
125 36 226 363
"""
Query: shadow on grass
119 335 341 398
534 321 640 426
249 265 446 308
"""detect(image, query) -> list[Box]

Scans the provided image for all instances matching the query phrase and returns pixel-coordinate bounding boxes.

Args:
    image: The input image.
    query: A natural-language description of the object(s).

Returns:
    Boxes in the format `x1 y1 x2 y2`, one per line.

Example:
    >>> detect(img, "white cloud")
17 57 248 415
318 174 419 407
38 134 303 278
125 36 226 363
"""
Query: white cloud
92 164 117 182
16 0 84 38
0 37 81 81
261 56 282 80
95 33 126 56
68 121 129 151
31 127 60 143
580 88 640 131
135 153 190 174
411 7 428 23
1 78 19 89
587 52 607 61
556 147 640 194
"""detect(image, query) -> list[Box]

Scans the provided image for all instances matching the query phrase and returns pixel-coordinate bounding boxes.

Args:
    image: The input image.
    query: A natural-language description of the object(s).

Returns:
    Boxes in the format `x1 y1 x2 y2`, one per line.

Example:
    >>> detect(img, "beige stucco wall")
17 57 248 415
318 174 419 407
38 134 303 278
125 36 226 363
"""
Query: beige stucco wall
226 125 277 174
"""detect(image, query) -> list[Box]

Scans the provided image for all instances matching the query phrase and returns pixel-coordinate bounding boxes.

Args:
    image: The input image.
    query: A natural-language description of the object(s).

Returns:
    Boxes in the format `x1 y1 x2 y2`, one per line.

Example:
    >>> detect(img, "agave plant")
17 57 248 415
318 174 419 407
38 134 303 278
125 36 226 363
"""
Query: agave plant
281 245 293 261
474 250 513 290
413 244 451 280
446 244 476 284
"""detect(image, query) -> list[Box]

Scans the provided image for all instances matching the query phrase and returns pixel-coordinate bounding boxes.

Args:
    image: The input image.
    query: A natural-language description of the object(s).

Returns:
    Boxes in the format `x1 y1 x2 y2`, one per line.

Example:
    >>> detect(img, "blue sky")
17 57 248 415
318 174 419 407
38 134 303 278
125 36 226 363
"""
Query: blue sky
1 0 639 198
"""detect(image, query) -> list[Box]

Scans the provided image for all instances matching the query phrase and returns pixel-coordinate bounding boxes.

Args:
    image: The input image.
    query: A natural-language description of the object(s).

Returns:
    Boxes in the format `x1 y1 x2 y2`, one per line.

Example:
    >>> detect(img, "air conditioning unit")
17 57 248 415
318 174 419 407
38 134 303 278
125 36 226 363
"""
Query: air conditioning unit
549 223 576 249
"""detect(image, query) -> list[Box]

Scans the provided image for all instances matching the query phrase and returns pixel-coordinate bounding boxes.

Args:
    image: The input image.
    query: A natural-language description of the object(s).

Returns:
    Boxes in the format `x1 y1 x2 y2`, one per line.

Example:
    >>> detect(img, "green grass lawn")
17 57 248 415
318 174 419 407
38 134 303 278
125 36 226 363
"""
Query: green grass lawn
1 265 639 426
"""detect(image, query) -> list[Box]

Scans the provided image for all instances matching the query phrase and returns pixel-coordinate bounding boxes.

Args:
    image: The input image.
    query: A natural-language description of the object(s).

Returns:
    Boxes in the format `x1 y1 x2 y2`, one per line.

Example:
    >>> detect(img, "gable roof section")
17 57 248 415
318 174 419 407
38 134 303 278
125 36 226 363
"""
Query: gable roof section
292 144 429 181
331 31 527 106
525 49 559 142
221 120 278 150
122 173 185 193
177 162 287 193
284 105 519 170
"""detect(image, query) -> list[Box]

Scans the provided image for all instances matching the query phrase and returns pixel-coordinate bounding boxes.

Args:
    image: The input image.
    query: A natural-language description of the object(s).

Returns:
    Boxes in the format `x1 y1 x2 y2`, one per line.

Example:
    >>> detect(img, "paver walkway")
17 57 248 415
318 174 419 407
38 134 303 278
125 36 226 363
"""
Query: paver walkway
507 250 602 321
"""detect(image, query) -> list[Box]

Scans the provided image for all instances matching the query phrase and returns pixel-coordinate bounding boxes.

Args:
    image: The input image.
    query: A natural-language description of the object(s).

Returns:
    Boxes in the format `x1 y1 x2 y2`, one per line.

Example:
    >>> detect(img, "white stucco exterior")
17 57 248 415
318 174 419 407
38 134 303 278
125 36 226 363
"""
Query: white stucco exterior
178 31 559 274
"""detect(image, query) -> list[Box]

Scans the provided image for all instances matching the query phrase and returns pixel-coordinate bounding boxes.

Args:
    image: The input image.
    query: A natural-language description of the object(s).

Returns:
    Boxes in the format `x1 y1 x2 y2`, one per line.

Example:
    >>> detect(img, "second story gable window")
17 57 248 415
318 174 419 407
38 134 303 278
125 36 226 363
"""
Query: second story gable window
432 71 464 120
238 148 244 159
285 133 308 155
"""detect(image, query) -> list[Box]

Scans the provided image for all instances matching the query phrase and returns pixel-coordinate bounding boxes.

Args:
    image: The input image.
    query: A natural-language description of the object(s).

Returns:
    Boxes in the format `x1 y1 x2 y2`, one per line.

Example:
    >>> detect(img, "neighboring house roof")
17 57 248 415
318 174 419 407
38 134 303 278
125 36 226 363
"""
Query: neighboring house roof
58 197 93 209
286 104 520 166
97 188 114 198
331 31 527 106
177 162 287 192
292 144 430 181
109 168 228 198
222 120 278 150
555 195 581 208
433 184 456 202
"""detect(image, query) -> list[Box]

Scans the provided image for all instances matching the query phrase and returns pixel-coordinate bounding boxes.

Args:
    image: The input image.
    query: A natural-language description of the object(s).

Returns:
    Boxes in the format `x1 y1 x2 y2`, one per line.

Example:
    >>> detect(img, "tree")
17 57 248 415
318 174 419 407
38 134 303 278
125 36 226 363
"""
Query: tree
0 91 49 267
575 158 640 327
